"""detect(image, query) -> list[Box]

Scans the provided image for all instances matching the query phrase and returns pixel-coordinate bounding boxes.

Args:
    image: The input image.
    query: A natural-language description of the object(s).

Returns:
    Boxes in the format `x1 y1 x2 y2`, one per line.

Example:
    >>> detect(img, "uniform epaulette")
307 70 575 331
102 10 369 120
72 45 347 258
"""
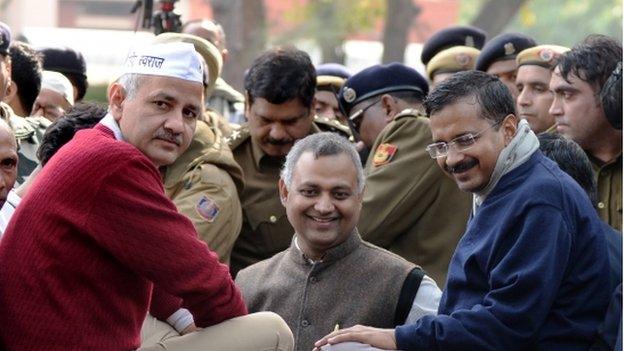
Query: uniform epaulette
24 116 52 131
394 108 427 121
225 123 250 149
9 115 36 140
313 116 352 139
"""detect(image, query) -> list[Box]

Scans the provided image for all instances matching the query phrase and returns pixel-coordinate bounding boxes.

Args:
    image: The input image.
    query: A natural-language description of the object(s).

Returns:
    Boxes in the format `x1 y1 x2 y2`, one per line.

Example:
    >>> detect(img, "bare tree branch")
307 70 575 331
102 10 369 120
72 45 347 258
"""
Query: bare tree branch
382 0 420 63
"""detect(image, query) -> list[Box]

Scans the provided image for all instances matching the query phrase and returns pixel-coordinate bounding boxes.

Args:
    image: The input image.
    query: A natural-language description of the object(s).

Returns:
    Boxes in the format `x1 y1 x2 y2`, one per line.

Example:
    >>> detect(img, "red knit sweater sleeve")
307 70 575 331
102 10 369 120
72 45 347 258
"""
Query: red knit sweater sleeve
84 153 247 326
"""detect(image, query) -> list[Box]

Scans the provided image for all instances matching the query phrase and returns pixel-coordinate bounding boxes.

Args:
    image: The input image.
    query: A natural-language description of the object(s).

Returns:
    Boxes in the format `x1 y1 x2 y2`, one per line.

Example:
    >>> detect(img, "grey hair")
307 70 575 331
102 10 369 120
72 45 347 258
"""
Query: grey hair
280 132 365 193
116 73 142 99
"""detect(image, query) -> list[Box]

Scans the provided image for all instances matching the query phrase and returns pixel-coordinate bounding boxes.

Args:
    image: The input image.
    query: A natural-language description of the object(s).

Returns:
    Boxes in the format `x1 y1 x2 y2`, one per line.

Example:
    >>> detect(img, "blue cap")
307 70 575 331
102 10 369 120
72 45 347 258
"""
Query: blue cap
475 32 537 71
338 62 428 116
0 21 11 56
421 25 487 65
316 63 351 79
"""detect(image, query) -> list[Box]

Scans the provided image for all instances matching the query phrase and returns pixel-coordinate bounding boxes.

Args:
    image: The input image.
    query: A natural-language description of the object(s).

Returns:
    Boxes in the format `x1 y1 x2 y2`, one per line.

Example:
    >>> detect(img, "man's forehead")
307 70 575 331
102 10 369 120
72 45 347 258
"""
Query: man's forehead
250 98 309 119
487 59 517 75
517 65 551 82
550 68 581 90
430 100 486 137
140 76 202 100
293 152 357 184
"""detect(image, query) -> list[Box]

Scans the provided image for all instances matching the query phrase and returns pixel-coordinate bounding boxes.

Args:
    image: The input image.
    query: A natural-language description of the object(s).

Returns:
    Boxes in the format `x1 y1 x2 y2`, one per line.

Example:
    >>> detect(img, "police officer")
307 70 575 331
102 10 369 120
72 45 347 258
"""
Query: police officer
475 32 536 98
421 25 487 88
227 47 349 276
152 32 245 264
314 63 351 124
515 45 569 134
338 63 472 285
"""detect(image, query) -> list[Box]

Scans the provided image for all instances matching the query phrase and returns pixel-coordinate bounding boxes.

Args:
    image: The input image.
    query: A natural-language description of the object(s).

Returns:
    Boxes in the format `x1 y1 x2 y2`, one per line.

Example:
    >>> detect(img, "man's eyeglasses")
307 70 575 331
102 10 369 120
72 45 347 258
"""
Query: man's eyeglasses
425 120 502 159
348 98 380 133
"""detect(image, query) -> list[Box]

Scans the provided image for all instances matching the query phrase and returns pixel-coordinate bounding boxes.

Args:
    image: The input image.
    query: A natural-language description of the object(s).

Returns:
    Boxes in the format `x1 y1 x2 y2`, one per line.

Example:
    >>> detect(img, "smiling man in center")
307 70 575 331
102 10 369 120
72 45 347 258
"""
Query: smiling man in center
236 132 441 351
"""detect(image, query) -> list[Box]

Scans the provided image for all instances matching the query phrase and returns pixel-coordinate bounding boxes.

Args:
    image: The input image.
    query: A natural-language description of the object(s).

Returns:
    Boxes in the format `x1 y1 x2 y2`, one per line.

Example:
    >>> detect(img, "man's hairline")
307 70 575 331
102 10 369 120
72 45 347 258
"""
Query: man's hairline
282 150 364 195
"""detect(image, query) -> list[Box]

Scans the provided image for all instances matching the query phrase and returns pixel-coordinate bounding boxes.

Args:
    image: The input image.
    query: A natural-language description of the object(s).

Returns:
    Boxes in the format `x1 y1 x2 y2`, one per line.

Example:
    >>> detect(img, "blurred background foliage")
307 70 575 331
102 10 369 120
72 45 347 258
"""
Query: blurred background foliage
460 0 623 46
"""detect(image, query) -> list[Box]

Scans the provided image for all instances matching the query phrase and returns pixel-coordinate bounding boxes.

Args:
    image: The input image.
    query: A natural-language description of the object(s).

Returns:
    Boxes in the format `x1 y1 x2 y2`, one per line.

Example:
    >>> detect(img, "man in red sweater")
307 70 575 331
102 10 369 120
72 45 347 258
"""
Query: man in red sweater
0 42 293 350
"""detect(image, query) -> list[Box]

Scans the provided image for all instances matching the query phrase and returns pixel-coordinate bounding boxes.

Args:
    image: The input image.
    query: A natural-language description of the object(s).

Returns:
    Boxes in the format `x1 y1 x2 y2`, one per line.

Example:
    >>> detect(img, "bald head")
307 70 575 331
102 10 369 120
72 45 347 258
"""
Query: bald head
0 120 16 149
182 19 228 60
0 119 17 207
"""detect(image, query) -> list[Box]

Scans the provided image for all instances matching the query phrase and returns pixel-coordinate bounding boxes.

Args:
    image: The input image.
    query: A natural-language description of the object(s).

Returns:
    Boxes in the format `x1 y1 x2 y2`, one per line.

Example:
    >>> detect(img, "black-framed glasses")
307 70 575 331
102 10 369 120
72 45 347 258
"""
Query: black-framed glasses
348 98 381 133
425 120 502 159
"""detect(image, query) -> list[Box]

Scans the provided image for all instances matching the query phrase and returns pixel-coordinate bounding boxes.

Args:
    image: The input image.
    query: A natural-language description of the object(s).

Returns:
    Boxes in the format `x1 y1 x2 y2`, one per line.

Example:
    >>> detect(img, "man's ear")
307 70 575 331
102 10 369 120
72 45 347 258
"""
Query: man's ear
278 178 289 207
380 94 398 123
107 83 126 121
502 114 518 145
3 80 17 104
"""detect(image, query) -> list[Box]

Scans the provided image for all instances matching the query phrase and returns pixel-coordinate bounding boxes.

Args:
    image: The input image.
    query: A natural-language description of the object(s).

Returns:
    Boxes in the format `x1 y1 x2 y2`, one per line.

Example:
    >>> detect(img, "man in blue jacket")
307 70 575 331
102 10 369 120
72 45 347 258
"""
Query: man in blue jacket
314 70 611 351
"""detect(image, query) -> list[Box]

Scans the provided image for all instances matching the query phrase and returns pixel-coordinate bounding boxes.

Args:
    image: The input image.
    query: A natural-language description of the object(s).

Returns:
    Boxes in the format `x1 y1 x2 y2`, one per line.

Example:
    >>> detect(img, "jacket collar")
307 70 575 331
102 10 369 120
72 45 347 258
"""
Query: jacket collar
290 229 361 267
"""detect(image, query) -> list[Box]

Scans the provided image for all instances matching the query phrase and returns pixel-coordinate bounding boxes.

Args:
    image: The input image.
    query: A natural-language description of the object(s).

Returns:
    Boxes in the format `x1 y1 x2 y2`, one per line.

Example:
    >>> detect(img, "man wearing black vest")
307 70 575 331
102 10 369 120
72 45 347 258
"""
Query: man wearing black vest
236 132 441 351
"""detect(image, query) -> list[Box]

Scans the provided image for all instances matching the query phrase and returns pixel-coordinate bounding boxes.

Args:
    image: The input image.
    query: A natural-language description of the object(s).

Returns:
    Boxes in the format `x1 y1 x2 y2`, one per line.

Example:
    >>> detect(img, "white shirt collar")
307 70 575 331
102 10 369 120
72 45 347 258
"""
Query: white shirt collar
294 236 321 264
99 113 124 141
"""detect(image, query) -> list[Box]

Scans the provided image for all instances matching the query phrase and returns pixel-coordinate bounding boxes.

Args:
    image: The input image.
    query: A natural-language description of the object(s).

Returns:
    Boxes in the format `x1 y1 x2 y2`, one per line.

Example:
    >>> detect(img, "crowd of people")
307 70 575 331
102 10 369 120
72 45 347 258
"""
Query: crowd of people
0 17 620 351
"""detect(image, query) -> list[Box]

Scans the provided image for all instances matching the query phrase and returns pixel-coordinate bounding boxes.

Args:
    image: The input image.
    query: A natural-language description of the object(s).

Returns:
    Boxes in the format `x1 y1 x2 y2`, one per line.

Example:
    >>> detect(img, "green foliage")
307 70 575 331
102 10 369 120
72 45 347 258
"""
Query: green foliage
460 0 622 46
83 84 108 104
277 0 386 44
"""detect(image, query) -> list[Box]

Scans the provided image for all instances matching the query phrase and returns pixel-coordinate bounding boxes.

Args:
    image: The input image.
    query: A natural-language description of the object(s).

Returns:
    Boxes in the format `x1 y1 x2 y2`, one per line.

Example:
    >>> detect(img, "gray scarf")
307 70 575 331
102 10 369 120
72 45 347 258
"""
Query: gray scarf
473 119 539 214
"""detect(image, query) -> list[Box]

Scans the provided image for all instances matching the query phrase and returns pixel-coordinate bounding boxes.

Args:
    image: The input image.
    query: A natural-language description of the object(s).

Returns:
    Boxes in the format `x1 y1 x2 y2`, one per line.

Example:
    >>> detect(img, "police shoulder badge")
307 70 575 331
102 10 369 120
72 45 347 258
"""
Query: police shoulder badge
196 194 220 222
372 143 398 167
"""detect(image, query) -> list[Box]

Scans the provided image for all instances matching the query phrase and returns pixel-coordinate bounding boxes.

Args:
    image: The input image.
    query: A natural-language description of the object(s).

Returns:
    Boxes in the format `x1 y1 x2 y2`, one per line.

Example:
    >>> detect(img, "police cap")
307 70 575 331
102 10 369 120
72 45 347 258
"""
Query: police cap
316 63 351 89
475 32 536 71
421 25 487 65
426 46 480 80
338 62 428 116
516 45 570 70
0 21 11 56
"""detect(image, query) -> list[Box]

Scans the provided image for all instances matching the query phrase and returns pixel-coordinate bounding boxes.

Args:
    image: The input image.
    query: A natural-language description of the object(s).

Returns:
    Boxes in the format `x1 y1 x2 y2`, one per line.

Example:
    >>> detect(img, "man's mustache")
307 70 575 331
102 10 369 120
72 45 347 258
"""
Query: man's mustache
154 130 182 146
266 137 293 146
444 158 478 174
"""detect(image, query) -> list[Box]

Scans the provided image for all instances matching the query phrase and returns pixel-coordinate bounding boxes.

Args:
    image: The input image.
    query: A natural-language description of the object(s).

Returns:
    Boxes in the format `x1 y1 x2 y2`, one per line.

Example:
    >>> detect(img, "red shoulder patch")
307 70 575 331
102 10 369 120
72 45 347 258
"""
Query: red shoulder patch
372 143 398 167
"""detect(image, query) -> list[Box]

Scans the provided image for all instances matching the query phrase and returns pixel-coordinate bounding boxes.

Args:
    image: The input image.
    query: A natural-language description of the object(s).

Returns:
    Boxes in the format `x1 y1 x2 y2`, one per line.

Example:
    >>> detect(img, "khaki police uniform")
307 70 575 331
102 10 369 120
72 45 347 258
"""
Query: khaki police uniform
0 102 50 184
228 119 350 276
163 117 244 264
358 109 472 285
589 154 622 231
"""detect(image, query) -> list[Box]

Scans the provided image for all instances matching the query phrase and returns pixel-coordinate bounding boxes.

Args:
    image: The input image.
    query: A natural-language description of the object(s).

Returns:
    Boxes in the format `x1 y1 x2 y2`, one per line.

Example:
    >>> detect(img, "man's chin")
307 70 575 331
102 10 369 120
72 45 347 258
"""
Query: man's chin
453 174 485 193
261 143 293 158
149 152 180 168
